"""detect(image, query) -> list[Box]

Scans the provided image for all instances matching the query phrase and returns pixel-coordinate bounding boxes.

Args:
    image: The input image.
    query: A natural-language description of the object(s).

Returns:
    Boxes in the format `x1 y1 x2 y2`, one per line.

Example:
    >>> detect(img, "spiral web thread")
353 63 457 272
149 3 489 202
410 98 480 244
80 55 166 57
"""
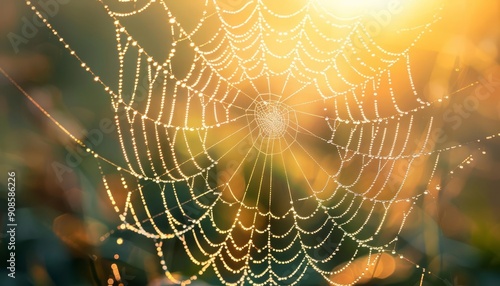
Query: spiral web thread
23 0 499 285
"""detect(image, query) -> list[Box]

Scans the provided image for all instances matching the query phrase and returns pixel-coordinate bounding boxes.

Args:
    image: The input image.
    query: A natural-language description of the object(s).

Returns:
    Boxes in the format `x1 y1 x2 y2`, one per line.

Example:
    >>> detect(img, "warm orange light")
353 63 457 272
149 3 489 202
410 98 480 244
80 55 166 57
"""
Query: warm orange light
316 0 408 16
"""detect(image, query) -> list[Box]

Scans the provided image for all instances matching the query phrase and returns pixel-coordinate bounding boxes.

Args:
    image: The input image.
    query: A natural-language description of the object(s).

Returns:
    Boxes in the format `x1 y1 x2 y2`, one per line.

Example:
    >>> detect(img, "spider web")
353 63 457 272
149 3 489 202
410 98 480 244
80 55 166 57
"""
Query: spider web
22 0 496 285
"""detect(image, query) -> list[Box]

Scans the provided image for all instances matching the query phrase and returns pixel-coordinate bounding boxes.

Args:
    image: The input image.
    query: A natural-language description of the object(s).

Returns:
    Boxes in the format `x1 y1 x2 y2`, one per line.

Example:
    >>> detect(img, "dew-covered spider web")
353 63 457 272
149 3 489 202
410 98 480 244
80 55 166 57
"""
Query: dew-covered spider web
17 0 500 285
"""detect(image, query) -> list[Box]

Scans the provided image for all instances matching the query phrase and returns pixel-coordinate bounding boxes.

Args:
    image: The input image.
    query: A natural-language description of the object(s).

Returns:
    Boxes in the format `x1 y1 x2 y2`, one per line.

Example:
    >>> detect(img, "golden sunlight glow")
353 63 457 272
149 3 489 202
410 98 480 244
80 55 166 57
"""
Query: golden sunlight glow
317 0 406 15
11 0 500 285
